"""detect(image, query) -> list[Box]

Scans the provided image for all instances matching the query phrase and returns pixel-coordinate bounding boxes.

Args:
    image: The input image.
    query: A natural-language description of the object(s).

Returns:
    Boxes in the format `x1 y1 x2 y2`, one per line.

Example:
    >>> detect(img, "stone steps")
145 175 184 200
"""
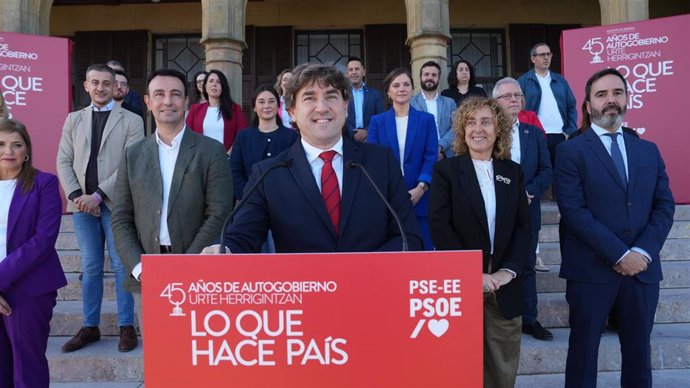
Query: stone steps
517 323 690 375
535 288 690 328
538 238 690 265
537 220 690 243
515 368 690 388
48 337 143 383
535 261 690 293
47 205 690 384
50 300 138 336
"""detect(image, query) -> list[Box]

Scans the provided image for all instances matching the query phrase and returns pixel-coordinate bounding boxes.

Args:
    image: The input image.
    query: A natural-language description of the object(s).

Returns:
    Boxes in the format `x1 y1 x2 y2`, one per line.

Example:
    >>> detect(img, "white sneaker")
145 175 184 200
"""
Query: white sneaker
535 256 549 272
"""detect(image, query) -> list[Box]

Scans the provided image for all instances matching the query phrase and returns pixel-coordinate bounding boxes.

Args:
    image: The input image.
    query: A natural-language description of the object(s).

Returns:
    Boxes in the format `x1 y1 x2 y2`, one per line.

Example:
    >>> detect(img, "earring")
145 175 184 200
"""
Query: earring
24 154 29 162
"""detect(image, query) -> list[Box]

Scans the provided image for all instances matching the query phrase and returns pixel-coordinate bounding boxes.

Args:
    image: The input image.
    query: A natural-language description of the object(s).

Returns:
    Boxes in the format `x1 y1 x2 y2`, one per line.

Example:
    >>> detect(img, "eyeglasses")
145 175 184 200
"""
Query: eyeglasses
533 52 553 58
497 92 523 101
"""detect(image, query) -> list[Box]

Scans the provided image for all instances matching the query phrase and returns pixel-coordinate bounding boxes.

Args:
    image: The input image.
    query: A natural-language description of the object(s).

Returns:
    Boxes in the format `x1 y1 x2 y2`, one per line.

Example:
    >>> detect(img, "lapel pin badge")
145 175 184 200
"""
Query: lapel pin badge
496 175 511 185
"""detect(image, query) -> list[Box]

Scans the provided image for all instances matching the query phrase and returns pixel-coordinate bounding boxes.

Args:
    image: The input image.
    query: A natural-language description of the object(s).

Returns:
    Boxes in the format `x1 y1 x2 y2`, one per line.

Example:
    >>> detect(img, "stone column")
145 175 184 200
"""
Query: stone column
200 0 247 103
404 0 451 91
0 0 53 35
599 0 648 25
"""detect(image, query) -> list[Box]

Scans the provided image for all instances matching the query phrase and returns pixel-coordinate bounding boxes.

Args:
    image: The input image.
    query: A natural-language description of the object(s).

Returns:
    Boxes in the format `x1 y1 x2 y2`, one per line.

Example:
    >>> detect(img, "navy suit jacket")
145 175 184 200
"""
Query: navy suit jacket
555 128 674 284
224 138 423 253
0 172 67 296
346 85 385 134
367 107 438 217
410 93 458 157
516 122 552 230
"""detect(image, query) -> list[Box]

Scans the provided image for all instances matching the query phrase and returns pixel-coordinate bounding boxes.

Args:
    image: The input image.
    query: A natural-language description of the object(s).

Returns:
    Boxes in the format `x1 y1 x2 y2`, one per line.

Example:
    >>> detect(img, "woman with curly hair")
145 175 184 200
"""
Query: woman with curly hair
441 59 486 106
428 96 530 388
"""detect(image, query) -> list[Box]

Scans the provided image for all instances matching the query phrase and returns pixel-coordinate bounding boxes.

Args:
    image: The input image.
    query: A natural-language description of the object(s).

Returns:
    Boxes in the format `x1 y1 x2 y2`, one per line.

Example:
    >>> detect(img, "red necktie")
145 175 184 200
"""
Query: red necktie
319 150 341 235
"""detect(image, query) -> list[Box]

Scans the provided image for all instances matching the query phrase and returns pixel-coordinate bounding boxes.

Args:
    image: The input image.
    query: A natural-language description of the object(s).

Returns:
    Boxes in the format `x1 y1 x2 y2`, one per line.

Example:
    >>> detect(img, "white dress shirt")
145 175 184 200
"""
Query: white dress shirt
510 120 521 164
301 137 344 195
536 71 565 134
422 92 440 139
131 128 186 281
0 179 17 262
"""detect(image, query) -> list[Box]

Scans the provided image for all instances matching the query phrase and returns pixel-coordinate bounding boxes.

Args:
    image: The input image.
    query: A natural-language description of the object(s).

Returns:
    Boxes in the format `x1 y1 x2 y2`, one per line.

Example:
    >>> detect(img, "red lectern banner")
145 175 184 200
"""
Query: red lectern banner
562 14 690 203
142 251 483 388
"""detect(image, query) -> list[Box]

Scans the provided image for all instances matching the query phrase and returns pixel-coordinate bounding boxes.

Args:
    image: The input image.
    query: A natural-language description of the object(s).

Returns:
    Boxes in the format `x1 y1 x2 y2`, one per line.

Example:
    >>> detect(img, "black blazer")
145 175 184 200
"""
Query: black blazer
429 154 531 319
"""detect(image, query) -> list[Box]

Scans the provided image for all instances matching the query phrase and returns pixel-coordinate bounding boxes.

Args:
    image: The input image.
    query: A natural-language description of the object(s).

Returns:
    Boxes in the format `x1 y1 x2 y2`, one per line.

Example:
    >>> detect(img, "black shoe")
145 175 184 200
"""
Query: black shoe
118 325 138 352
522 321 553 341
62 326 101 352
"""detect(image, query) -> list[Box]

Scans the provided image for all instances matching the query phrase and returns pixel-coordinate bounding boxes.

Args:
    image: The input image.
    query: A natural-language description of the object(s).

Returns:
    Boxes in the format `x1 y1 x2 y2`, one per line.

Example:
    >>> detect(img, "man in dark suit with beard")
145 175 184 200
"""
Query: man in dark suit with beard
555 68 674 388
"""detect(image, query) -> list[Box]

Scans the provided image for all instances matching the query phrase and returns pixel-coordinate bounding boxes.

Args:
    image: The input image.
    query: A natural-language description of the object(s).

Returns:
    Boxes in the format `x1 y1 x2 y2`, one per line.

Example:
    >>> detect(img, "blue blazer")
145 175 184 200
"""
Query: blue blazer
516 122 552 230
0 172 67 295
367 106 438 217
410 93 458 157
224 138 423 253
554 128 675 284
346 85 385 133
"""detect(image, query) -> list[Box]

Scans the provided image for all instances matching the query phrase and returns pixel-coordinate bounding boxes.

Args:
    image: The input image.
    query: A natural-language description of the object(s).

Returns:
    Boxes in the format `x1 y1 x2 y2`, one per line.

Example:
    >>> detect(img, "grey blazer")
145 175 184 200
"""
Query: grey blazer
111 128 233 292
56 104 144 212
410 93 458 157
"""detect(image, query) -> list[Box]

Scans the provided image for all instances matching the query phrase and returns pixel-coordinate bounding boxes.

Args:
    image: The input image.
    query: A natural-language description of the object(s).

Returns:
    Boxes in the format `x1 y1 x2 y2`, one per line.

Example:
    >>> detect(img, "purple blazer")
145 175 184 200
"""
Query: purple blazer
0 172 67 296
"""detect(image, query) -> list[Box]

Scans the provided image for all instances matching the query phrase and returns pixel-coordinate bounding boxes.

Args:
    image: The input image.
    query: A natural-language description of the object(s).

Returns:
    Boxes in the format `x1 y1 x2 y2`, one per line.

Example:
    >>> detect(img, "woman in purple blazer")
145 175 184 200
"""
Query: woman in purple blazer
0 119 67 388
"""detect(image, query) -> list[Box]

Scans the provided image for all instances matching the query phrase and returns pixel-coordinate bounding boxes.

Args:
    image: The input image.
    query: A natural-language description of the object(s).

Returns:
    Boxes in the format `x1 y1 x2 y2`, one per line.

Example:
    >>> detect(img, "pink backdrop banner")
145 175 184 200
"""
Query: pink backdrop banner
562 14 690 203
0 32 71 178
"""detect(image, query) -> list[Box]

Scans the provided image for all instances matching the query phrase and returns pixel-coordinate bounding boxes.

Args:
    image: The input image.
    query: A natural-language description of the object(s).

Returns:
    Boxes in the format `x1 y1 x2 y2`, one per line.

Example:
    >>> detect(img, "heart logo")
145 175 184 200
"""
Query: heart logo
427 319 449 337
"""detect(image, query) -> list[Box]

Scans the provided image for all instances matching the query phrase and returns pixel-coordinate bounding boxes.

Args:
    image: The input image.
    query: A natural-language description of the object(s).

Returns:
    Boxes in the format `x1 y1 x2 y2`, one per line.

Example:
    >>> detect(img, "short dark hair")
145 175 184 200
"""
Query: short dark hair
145 68 187 97
447 60 478 88
584 67 628 102
530 43 550 57
419 60 441 76
284 63 351 111
112 68 128 82
347 56 364 68
85 64 115 79
383 67 414 97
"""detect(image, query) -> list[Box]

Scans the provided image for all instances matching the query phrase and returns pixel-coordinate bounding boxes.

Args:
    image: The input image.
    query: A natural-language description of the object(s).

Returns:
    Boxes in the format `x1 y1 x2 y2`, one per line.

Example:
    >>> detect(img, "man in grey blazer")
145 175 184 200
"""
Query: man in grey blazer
57 63 144 353
410 60 458 159
111 68 232 335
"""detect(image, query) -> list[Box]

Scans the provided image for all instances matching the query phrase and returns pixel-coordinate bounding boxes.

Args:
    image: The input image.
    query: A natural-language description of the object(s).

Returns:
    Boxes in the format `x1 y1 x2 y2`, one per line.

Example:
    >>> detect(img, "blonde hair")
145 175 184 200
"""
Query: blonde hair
452 96 512 160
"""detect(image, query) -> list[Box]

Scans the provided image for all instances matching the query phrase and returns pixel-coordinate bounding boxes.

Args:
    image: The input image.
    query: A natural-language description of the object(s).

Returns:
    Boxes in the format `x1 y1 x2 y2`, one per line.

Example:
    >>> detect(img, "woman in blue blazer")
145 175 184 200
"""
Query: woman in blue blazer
368 68 438 250
0 119 67 388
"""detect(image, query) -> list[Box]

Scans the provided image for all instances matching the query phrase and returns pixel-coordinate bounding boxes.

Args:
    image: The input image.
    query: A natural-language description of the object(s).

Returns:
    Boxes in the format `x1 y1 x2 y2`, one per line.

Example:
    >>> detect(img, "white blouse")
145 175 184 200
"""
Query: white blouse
0 179 17 262
202 107 225 145
395 115 409 175
471 159 496 256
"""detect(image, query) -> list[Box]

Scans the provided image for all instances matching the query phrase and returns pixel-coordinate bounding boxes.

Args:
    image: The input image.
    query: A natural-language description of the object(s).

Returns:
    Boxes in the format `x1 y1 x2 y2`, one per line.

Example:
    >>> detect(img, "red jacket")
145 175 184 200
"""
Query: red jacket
186 102 247 151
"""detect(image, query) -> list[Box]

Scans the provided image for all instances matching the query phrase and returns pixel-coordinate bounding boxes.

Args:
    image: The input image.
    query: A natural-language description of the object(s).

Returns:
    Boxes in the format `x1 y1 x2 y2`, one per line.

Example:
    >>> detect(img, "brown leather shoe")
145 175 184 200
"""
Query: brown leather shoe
118 325 138 352
62 326 100 352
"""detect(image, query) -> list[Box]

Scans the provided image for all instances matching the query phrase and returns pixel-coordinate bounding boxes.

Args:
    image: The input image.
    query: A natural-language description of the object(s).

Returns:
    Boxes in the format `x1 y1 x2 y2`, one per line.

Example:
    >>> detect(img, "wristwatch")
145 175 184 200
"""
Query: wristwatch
418 182 429 192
